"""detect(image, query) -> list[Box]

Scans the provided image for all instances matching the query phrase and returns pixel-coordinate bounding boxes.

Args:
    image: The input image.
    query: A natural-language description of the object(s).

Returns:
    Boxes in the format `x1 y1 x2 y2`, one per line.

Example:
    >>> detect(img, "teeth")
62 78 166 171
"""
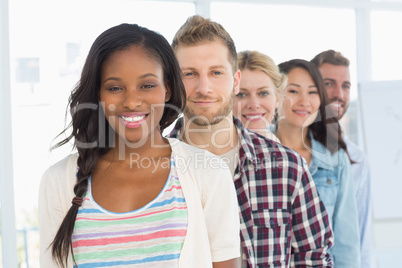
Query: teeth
244 115 263 120
295 111 308 114
120 115 146 122
330 102 342 108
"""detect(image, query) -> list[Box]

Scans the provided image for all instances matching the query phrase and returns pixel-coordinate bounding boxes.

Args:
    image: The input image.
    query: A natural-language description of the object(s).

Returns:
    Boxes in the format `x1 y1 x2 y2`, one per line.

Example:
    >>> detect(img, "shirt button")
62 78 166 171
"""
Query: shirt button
327 178 332 184
270 219 274 225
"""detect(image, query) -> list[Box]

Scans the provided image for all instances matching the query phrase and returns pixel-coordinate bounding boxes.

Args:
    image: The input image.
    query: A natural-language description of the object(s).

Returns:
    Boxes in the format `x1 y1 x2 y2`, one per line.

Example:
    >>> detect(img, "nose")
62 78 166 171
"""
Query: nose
247 95 260 110
331 84 344 99
123 89 142 110
298 92 310 107
196 74 212 96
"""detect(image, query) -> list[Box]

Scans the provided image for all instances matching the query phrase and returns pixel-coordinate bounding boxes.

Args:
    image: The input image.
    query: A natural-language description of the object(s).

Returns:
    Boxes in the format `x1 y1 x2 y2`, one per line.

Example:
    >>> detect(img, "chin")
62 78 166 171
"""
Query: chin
243 121 267 131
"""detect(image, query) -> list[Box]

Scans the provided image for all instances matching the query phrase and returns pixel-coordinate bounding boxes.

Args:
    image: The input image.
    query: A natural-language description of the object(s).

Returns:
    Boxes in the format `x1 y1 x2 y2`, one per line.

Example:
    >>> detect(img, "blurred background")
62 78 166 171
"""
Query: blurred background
1 0 401 267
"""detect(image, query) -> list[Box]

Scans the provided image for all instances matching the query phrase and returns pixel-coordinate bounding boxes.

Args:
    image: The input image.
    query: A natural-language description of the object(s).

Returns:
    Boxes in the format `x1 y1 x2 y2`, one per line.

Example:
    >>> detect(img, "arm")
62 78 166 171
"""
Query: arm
353 156 373 268
290 159 334 267
213 258 239 268
330 153 361 267
39 166 65 268
39 156 75 268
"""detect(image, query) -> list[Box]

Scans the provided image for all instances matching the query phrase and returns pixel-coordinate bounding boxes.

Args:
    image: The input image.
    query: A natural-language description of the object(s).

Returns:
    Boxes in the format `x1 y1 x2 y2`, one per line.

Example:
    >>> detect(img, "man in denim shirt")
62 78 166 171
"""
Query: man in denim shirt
168 15 334 267
311 50 373 268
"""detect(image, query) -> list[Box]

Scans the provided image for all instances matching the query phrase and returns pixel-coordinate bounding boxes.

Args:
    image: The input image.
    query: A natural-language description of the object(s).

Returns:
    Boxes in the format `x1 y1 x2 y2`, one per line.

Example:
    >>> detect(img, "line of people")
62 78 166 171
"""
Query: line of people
39 14 372 268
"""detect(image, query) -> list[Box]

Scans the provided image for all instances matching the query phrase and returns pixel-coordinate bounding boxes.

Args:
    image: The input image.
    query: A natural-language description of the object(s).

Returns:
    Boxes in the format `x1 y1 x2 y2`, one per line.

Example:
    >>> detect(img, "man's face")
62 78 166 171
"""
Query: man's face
319 63 351 120
175 40 240 126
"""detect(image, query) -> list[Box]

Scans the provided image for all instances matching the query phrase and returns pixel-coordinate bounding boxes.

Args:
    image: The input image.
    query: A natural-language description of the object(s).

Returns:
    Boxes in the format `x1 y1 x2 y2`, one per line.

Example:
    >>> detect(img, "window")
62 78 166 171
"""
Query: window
371 10 402 81
211 2 356 73
211 2 359 140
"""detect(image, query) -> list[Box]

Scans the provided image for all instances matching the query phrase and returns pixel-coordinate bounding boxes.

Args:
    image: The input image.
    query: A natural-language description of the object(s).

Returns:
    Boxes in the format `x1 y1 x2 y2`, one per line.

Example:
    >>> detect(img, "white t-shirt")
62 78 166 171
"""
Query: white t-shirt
219 144 240 177
39 138 240 268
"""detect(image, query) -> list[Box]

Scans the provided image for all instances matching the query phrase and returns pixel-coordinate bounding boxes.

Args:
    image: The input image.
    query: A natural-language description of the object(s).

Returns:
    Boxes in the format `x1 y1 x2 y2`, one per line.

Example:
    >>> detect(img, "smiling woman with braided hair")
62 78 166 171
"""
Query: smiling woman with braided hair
39 23 240 268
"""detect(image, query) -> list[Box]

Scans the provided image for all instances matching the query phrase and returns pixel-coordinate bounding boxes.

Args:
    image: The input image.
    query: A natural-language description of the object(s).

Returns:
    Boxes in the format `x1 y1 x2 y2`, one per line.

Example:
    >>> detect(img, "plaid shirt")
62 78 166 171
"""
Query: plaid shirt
168 117 334 267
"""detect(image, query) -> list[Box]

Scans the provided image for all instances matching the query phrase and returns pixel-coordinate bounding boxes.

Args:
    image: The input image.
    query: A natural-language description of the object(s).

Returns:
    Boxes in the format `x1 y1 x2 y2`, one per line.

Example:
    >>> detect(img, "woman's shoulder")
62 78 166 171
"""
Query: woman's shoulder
309 136 349 169
337 147 352 167
46 153 78 172
41 153 78 186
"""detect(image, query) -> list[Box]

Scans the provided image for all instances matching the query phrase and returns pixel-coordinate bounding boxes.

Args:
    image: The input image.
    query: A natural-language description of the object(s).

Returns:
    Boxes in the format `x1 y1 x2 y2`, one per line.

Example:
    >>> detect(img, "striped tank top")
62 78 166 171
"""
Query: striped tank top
72 157 188 267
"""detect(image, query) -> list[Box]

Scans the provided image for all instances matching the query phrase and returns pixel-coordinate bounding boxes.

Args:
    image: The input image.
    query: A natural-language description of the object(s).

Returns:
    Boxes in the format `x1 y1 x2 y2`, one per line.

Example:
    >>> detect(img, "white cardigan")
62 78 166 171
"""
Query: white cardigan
39 138 240 267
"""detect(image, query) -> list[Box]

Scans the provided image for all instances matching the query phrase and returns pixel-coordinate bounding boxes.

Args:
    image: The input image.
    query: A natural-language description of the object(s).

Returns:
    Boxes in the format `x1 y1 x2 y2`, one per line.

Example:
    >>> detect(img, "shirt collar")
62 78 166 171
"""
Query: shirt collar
309 131 341 171
233 116 259 167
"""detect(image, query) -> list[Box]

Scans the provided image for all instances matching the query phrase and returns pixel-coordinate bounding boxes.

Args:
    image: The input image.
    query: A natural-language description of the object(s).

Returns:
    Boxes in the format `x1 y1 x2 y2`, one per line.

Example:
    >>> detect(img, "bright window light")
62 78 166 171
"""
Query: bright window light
371 10 402 81
211 2 357 98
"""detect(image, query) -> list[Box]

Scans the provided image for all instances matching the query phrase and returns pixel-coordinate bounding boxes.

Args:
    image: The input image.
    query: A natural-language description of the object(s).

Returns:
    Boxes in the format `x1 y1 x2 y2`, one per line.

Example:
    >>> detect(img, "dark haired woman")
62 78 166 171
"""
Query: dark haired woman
274 59 360 267
39 23 240 268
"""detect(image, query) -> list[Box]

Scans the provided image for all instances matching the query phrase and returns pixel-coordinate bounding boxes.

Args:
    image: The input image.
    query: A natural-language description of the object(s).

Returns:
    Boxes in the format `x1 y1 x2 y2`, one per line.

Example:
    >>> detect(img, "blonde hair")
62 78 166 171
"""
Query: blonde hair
172 15 238 72
238 50 287 96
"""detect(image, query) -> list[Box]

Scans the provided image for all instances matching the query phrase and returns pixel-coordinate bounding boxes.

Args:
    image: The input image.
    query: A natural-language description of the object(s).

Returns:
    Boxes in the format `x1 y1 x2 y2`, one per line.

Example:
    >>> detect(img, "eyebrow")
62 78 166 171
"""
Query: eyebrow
181 65 227 71
180 67 196 72
210 65 226 70
324 78 351 86
288 83 317 88
139 73 159 79
240 86 270 91
103 73 158 83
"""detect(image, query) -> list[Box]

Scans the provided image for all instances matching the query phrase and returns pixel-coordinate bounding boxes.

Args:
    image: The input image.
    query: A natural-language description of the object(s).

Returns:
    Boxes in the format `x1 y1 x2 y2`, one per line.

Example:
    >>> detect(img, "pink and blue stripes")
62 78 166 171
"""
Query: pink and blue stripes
72 157 188 267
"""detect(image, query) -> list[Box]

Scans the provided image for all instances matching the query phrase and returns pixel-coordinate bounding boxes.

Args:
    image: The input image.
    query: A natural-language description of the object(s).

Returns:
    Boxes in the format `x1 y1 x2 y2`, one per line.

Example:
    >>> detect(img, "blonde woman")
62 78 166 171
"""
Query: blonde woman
234 50 286 142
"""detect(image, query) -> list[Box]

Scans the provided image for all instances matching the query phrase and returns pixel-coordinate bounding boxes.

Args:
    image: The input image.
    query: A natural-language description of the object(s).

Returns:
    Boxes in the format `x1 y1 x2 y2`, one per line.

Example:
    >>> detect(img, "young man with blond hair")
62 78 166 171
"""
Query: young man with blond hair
168 15 334 267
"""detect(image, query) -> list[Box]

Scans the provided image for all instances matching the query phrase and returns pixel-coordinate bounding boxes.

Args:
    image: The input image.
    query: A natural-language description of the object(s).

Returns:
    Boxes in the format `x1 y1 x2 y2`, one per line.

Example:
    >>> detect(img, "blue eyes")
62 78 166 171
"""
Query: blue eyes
182 71 223 77
324 81 351 91
236 91 270 98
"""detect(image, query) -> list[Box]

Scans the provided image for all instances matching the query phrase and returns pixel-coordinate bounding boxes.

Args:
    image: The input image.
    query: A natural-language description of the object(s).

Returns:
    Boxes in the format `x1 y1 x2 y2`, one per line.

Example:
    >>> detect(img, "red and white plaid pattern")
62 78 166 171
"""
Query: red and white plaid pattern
169 117 334 267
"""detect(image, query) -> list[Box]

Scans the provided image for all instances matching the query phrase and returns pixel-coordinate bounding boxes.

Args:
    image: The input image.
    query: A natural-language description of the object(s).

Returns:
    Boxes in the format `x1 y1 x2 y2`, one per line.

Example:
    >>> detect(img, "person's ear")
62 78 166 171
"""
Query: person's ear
234 69 241 95
165 86 171 102
275 94 280 109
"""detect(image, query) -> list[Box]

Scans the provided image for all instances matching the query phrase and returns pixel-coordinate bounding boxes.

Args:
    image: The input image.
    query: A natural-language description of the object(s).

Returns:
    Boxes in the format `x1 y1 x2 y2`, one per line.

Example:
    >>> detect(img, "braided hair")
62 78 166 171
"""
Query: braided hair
50 23 186 267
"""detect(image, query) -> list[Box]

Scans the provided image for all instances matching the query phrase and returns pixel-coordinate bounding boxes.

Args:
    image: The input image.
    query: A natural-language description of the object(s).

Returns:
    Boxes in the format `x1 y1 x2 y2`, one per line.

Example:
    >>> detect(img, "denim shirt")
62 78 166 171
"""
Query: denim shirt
309 134 360 267
344 136 372 268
